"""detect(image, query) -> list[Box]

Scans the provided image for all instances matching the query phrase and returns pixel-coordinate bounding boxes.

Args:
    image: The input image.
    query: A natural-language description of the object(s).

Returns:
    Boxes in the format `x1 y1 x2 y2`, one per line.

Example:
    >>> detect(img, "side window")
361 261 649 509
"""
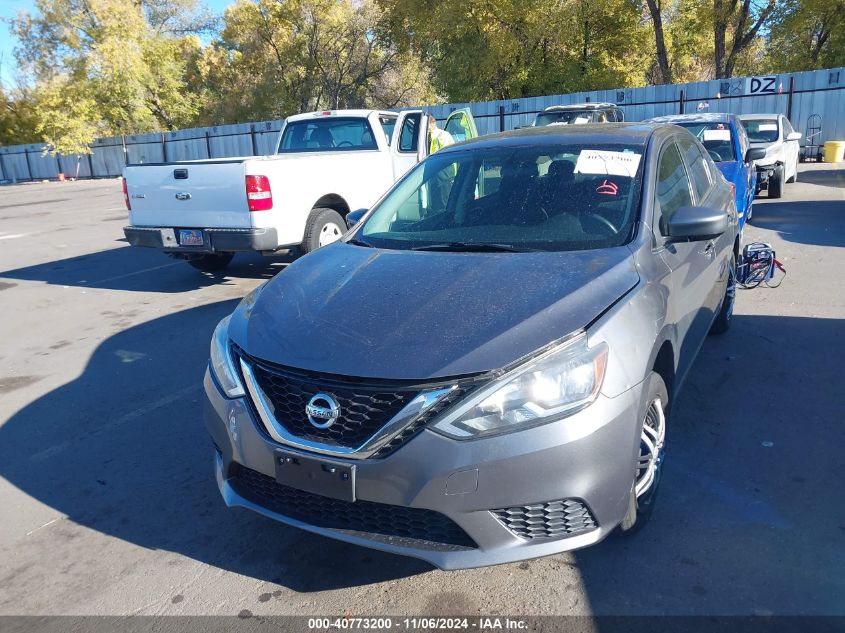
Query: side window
677 136 711 202
398 114 421 152
782 117 794 137
380 116 397 146
737 123 749 160
444 112 470 142
615 109 625 122
655 141 693 235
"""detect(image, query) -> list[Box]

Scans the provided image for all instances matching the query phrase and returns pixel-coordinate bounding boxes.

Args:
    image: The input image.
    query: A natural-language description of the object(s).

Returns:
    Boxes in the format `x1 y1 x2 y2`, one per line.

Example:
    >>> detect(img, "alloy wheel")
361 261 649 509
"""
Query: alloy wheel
635 397 666 498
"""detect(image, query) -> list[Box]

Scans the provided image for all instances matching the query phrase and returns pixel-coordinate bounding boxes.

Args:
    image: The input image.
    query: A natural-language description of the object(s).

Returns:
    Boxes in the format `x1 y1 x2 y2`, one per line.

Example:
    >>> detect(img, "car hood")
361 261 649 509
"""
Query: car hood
230 242 639 380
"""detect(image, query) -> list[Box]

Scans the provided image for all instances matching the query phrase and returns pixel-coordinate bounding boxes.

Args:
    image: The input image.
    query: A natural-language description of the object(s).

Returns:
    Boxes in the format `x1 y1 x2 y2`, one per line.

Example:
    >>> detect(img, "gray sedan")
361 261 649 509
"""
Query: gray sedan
203 123 738 569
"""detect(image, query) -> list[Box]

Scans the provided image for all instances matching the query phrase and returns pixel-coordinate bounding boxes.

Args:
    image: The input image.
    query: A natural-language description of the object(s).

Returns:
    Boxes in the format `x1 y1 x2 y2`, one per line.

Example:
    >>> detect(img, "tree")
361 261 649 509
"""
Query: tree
765 0 845 71
378 0 650 101
189 0 434 126
713 0 777 78
11 0 209 153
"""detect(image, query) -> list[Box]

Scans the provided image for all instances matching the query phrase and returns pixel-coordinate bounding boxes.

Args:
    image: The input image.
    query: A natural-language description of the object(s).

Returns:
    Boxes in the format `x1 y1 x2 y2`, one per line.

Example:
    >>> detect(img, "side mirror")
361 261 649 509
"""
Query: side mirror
346 208 367 229
745 147 766 162
667 206 728 242
786 131 802 142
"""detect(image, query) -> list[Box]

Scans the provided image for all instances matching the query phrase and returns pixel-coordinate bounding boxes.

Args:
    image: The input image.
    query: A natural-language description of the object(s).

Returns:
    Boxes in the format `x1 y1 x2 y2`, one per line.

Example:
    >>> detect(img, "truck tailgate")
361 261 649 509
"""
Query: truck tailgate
124 160 251 229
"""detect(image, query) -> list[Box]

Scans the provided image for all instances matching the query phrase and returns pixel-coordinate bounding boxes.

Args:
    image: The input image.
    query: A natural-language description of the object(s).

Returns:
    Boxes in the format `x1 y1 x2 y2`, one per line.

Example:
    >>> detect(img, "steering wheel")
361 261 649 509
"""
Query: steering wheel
335 140 354 148
589 214 618 234
707 149 723 162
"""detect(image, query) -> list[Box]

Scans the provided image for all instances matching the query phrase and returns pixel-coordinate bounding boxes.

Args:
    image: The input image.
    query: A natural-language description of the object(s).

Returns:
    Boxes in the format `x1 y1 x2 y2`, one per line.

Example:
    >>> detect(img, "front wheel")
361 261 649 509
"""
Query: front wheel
618 372 668 534
302 208 346 254
710 251 736 335
188 252 234 272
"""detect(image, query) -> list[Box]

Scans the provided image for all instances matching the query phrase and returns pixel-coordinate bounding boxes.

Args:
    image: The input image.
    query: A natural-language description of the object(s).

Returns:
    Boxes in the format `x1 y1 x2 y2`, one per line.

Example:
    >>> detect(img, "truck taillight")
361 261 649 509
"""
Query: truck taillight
245 175 273 211
122 177 131 211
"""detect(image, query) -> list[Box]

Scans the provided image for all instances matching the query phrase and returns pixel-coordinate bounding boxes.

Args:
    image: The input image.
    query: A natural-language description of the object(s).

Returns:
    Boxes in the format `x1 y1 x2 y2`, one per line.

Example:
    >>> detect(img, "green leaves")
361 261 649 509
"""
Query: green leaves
10 0 204 154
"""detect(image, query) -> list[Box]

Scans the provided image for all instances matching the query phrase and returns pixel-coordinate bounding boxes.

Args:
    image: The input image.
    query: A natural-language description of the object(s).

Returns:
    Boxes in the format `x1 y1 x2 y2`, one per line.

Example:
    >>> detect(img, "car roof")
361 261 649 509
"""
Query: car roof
541 103 618 112
438 122 659 153
646 113 737 124
286 109 388 122
737 113 781 120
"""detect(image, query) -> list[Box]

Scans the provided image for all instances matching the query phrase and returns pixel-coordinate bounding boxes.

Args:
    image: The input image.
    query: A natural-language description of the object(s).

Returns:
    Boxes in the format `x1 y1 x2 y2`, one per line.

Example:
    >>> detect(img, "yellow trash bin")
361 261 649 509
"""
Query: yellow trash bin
823 141 845 163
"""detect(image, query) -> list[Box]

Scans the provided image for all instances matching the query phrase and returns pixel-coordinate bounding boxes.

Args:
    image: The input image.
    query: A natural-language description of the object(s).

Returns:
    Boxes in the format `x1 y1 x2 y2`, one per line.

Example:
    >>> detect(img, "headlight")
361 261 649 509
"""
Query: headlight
431 334 608 439
210 315 244 398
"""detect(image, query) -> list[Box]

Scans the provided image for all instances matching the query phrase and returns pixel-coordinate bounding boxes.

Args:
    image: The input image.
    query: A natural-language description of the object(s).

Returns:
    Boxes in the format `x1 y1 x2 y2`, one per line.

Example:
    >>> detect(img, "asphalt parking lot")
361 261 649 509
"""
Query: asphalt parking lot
0 164 843 618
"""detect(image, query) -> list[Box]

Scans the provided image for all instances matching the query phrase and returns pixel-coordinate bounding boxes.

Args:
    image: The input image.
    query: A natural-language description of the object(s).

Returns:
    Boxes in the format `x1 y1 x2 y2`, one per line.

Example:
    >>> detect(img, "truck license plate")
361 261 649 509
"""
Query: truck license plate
274 449 355 502
179 229 204 246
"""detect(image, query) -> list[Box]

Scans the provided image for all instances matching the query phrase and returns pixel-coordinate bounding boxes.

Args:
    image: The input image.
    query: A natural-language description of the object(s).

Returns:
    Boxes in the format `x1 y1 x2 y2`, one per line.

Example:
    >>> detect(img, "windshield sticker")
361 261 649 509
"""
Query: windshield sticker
596 180 619 195
575 150 641 177
703 129 731 142
758 123 778 131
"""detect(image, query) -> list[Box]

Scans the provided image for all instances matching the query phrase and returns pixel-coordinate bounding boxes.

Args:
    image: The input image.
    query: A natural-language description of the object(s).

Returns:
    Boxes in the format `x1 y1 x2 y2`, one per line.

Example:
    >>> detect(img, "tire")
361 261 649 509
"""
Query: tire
710 250 736 335
768 165 784 198
188 252 234 272
618 372 668 534
302 208 346 254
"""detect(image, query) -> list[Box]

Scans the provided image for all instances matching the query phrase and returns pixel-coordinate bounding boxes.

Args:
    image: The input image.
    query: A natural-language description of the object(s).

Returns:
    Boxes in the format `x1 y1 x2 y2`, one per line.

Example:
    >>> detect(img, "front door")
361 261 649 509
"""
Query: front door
653 139 721 382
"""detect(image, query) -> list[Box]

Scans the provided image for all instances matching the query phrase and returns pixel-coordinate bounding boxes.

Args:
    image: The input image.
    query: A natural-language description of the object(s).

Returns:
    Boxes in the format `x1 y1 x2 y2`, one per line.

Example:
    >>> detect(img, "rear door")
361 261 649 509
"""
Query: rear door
443 108 479 143
124 161 251 229
653 137 722 382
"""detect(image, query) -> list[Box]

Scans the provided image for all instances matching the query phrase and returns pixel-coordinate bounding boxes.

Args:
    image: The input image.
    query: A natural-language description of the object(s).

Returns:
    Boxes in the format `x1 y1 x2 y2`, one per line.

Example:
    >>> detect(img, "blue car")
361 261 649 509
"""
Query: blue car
646 114 765 233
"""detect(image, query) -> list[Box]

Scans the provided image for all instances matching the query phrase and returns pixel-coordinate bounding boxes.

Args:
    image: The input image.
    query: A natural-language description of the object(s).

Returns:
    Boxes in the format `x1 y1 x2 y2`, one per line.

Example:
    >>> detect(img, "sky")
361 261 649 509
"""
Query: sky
0 0 234 88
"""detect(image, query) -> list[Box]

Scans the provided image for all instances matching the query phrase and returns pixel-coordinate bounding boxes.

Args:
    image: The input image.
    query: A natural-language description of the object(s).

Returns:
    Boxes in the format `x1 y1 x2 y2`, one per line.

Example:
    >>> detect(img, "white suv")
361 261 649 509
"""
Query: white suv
738 114 802 199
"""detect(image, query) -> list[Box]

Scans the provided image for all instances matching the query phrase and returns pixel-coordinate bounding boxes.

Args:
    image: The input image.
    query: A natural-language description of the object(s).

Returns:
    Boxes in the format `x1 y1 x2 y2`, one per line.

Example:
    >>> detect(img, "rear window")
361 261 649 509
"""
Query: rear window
279 117 378 153
675 122 736 162
535 111 601 126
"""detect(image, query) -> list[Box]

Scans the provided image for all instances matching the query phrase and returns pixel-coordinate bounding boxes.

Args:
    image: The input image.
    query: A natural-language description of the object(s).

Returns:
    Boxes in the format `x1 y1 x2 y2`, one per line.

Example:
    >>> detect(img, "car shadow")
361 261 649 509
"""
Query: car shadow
0 301 429 595
2 307 842 606
574 314 845 615
0 246 295 293
751 194 845 248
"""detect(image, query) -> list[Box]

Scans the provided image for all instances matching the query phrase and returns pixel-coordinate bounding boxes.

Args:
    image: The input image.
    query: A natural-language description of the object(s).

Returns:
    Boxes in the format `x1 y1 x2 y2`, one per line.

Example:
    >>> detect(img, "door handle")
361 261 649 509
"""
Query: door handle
702 241 716 258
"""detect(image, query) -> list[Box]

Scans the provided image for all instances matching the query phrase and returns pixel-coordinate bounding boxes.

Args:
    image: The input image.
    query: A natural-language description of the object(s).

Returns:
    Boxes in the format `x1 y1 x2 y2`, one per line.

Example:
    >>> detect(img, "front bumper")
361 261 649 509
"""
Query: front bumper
123 226 280 253
203 368 644 569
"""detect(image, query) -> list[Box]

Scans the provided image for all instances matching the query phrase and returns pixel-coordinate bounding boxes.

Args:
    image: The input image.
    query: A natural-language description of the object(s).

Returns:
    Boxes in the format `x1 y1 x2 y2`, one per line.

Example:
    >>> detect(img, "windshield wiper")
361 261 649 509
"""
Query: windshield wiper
411 242 534 253
346 238 374 248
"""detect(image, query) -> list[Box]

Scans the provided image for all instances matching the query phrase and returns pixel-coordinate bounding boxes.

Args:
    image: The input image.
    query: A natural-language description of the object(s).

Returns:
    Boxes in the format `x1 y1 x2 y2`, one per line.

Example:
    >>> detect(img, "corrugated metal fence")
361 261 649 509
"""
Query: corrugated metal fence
2 66 843 183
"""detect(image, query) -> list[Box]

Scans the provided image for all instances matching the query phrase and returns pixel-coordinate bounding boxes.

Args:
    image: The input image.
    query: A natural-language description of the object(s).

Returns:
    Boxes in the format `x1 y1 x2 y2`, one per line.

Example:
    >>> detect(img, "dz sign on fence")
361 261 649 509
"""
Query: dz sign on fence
747 76 780 95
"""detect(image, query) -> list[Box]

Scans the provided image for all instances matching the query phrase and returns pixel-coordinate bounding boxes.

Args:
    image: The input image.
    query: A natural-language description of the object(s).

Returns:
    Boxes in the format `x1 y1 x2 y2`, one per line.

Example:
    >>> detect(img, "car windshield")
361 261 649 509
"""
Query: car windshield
743 119 780 143
356 143 644 252
674 122 736 162
278 117 377 153
535 111 599 126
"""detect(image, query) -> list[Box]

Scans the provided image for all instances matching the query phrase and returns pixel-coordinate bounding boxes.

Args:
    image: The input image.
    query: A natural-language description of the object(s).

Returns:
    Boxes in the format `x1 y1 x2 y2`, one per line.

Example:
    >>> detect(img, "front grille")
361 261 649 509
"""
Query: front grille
492 499 597 540
236 348 481 456
231 465 476 551
242 353 417 448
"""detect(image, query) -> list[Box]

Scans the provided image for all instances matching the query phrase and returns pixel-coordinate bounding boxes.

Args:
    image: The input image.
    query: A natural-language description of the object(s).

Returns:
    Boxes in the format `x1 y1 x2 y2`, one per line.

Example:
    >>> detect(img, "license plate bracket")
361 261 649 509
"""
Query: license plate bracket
274 449 356 502
179 229 204 246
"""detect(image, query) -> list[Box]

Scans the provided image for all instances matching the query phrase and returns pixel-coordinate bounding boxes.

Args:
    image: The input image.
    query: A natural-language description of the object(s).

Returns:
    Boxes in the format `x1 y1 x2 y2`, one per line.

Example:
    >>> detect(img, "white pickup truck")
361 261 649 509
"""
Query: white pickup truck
122 108 477 271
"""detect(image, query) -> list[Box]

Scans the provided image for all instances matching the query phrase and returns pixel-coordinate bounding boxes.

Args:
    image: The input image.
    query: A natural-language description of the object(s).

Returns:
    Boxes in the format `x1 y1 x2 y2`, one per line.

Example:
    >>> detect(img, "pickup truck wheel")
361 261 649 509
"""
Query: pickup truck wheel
188 252 234 272
303 208 346 253
618 372 668 535
769 165 784 198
